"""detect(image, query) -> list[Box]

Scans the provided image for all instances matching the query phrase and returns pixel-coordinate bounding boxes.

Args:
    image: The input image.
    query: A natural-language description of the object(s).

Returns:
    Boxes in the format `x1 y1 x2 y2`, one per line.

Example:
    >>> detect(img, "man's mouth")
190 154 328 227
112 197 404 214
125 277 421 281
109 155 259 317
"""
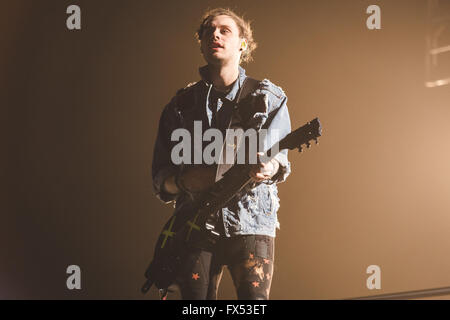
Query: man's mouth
210 42 224 49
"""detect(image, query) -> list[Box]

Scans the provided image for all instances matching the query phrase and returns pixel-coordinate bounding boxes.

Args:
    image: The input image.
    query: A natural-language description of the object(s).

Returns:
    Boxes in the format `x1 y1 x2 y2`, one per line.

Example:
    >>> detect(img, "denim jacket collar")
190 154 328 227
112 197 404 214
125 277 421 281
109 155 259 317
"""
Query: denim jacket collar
198 64 247 102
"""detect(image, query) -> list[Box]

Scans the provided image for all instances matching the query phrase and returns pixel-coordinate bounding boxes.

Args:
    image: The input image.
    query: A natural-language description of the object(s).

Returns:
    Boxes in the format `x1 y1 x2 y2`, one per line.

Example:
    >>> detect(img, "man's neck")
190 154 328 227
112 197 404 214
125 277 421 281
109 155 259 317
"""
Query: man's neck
207 62 240 93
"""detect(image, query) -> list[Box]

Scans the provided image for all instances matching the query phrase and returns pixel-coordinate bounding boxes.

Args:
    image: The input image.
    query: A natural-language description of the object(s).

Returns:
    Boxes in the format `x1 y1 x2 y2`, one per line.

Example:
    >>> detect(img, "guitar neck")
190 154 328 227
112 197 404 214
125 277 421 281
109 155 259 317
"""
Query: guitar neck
193 117 322 226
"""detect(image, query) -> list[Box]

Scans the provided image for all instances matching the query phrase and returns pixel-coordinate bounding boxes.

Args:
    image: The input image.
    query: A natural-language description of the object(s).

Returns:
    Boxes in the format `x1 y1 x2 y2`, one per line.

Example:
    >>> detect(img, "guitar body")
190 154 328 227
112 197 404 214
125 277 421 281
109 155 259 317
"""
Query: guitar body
143 198 219 291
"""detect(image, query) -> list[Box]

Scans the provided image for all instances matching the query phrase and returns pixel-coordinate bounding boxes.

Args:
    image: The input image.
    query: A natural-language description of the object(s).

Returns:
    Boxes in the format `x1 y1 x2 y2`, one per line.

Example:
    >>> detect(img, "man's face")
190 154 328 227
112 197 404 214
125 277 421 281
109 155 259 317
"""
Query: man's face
200 15 245 66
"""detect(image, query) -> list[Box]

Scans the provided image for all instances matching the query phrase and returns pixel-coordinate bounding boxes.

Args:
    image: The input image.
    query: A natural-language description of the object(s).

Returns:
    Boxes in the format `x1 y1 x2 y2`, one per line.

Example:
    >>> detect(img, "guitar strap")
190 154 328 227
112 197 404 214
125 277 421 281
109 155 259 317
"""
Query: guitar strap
215 77 261 182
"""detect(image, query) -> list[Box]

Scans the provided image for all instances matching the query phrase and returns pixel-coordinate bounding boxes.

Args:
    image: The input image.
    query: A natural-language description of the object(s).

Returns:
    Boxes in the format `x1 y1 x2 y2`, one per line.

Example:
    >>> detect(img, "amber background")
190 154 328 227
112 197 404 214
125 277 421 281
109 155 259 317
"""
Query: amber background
2 0 450 299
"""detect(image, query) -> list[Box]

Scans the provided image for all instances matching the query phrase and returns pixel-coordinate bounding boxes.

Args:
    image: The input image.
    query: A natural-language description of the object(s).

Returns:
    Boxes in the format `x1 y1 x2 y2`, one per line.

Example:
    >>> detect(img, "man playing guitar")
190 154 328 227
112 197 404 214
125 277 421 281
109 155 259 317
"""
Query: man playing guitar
151 7 292 300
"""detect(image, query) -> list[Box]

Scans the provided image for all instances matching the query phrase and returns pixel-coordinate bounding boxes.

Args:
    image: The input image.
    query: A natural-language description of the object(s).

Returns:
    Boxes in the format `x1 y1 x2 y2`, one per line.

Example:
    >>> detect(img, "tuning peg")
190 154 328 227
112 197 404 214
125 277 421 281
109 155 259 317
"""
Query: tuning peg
315 138 319 145
298 146 303 153
306 142 311 149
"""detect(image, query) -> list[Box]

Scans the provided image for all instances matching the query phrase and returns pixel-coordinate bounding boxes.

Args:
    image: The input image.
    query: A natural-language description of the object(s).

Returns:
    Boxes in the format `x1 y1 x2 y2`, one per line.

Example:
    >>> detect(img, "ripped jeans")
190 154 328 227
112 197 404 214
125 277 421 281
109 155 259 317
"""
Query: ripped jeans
174 235 275 300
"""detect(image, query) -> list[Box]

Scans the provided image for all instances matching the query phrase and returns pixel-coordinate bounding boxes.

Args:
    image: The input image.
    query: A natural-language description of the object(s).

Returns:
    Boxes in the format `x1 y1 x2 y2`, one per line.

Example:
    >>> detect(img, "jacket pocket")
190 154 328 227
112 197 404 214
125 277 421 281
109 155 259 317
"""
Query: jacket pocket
256 184 278 216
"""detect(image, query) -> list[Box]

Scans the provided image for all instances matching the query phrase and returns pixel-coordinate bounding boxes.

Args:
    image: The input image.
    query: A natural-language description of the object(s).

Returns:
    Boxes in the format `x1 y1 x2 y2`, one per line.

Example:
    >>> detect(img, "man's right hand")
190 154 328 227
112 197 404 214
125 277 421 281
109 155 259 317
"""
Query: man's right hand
163 165 217 195
163 175 179 195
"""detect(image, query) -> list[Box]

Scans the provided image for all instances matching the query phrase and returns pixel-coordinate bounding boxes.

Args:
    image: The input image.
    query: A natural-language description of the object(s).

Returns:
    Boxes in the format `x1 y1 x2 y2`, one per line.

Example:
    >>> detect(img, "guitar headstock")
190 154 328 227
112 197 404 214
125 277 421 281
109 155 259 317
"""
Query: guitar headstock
279 118 322 153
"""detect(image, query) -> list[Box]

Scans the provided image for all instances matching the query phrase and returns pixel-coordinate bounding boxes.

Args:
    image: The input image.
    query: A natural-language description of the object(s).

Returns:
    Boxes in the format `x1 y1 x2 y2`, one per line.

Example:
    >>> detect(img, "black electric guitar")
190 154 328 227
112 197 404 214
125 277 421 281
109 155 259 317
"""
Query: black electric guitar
142 117 322 295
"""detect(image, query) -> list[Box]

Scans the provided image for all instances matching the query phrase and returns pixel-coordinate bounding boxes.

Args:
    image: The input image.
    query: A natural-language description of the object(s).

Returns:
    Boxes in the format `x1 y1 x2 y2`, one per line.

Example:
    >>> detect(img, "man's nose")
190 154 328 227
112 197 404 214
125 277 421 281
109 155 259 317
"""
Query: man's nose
212 28 221 40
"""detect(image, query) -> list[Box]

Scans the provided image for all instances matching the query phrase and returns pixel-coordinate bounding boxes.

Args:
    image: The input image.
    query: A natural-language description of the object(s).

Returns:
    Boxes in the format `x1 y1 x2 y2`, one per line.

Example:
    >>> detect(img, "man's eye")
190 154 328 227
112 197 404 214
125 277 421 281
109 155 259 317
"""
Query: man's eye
221 29 230 34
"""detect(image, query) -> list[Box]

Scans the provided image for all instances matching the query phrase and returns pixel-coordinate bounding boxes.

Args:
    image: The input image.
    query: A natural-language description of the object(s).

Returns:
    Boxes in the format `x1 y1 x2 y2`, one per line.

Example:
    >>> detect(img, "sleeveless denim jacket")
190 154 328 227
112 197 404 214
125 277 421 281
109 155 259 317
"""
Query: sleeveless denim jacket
152 65 291 237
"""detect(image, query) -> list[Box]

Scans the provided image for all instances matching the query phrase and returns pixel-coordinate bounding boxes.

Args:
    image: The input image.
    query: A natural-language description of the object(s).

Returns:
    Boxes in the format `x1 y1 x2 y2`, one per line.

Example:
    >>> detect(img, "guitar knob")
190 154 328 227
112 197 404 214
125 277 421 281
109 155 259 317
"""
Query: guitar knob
306 142 311 148
298 146 303 153
315 138 319 145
